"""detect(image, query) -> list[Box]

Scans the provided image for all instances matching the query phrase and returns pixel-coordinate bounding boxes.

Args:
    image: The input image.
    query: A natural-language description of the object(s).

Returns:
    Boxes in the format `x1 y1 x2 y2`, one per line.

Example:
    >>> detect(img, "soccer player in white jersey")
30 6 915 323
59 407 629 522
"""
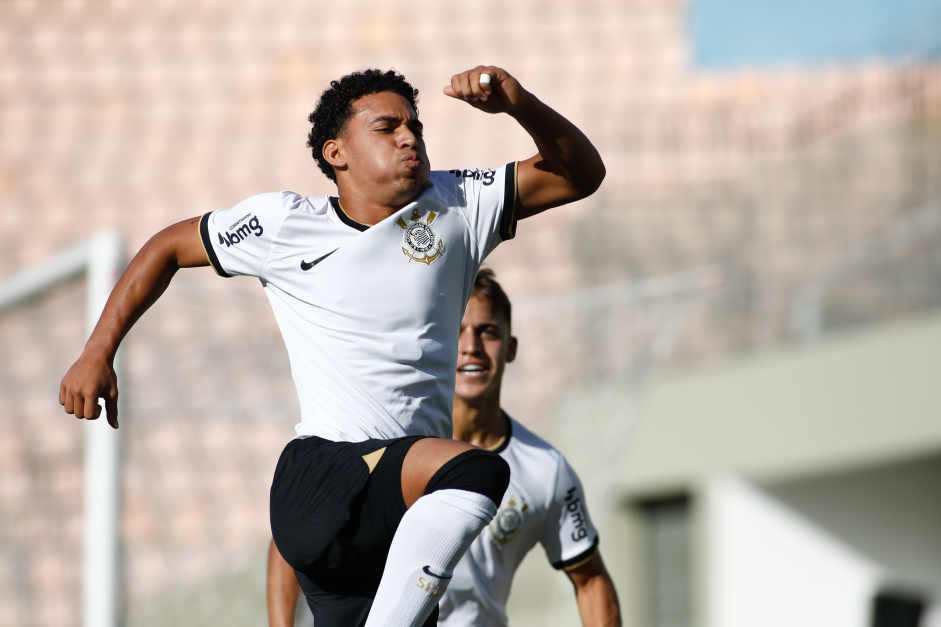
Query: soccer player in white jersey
59 65 605 627
441 268 620 626
267 269 621 627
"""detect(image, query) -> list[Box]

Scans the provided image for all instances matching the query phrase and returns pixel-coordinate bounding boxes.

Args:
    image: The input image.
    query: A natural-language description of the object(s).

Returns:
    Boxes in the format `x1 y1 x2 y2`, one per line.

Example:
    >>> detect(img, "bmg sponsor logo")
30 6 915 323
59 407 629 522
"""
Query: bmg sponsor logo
218 214 263 247
565 487 588 542
448 168 496 186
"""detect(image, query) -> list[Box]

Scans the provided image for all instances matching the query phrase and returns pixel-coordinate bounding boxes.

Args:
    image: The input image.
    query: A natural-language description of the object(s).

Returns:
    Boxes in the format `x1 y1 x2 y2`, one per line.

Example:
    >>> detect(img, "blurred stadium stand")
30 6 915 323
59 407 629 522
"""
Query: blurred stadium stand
1 0 939 625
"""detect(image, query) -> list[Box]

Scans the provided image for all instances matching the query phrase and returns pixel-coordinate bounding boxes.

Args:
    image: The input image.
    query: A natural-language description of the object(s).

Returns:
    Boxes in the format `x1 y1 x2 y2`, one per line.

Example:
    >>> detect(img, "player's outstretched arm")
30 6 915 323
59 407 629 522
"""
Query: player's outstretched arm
58 217 208 428
443 65 605 219
267 539 302 627
567 552 622 627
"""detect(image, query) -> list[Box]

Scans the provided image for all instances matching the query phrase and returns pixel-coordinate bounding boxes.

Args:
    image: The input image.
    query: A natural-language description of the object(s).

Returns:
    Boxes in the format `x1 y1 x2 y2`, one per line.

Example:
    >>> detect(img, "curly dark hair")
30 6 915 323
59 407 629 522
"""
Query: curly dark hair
307 69 420 183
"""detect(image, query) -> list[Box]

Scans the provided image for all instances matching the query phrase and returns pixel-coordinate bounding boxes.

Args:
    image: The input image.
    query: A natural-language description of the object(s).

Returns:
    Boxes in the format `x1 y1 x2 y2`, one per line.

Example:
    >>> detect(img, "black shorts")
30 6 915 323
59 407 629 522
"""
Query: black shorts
270 434 437 627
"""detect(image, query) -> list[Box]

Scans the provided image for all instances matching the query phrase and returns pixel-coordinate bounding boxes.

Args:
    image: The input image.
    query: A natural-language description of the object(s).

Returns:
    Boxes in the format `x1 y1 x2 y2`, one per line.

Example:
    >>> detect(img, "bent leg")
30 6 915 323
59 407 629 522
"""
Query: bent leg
365 439 510 627
400 437 478 508
270 436 418 626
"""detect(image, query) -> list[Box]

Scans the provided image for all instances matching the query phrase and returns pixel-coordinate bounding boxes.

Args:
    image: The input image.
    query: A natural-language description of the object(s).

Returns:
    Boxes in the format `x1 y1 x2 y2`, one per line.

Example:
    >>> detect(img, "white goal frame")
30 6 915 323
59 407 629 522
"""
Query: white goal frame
0 230 124 627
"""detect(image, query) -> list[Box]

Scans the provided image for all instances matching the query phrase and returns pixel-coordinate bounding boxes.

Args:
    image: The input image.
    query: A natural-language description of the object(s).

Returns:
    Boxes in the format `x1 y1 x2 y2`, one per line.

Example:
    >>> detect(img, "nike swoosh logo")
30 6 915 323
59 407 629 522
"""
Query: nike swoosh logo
422 565 452 580
300 249 338 271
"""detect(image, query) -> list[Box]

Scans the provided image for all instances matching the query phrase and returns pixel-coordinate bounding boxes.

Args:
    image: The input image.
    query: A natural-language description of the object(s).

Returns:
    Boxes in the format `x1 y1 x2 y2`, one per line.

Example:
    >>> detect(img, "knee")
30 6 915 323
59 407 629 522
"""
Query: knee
423 448 510 506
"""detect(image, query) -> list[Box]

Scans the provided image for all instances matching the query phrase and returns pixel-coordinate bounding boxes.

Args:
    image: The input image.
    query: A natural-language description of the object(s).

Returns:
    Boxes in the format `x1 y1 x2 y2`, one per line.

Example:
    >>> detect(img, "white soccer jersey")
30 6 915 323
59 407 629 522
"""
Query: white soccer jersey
199 165 517 442
437 415 600 627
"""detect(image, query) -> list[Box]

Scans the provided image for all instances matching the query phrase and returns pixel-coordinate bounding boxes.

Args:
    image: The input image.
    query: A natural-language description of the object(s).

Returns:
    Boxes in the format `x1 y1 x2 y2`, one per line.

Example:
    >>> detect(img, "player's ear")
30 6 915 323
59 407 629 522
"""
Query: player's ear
506 336 518 363
323 138 346 169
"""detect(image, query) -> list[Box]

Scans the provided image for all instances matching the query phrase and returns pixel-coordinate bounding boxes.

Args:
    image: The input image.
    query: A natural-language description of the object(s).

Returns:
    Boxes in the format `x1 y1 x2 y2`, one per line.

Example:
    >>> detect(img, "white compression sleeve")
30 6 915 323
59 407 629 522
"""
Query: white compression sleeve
363 489 497 627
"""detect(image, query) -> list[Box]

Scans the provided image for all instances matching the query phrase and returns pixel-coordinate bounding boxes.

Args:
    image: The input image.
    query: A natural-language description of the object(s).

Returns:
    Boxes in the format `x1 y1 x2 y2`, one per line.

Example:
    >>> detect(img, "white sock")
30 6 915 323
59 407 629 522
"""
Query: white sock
363 489 497 627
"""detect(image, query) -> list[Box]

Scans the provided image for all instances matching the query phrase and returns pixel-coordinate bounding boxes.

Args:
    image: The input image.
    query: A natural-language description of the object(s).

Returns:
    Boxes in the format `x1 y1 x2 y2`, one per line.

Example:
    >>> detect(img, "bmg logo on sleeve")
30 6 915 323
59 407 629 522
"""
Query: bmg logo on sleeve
565 487 588 542
218 214 264 247
448 168 496 186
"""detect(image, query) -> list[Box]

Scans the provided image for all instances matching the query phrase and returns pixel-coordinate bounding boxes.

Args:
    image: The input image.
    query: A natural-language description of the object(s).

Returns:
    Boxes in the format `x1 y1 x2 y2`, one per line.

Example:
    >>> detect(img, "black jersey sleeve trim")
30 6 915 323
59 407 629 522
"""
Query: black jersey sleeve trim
199 212 233 278
499 162 518 241
330 197 370 232
551 536 600 571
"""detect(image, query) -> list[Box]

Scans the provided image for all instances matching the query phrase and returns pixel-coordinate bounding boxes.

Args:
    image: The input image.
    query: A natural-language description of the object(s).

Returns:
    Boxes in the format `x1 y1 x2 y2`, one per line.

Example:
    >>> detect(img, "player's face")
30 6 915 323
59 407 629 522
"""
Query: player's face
336 91 430 207
455 293 517 405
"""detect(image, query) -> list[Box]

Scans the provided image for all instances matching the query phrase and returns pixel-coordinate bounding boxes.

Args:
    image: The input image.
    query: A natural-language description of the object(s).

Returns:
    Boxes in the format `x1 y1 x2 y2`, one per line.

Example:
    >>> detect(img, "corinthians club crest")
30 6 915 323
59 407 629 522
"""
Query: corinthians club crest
490 494 529 544
398 208 445 265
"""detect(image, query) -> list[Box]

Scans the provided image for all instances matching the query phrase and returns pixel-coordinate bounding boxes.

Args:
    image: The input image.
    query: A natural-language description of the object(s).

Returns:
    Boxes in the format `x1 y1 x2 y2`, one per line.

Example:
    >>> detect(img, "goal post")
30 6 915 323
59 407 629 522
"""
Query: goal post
0 230 125 627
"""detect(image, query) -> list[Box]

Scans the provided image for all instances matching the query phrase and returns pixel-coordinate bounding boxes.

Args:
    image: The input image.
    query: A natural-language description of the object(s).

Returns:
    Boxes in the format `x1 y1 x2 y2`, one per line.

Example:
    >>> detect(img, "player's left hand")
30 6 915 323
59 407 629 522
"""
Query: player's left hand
443 66 530 116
